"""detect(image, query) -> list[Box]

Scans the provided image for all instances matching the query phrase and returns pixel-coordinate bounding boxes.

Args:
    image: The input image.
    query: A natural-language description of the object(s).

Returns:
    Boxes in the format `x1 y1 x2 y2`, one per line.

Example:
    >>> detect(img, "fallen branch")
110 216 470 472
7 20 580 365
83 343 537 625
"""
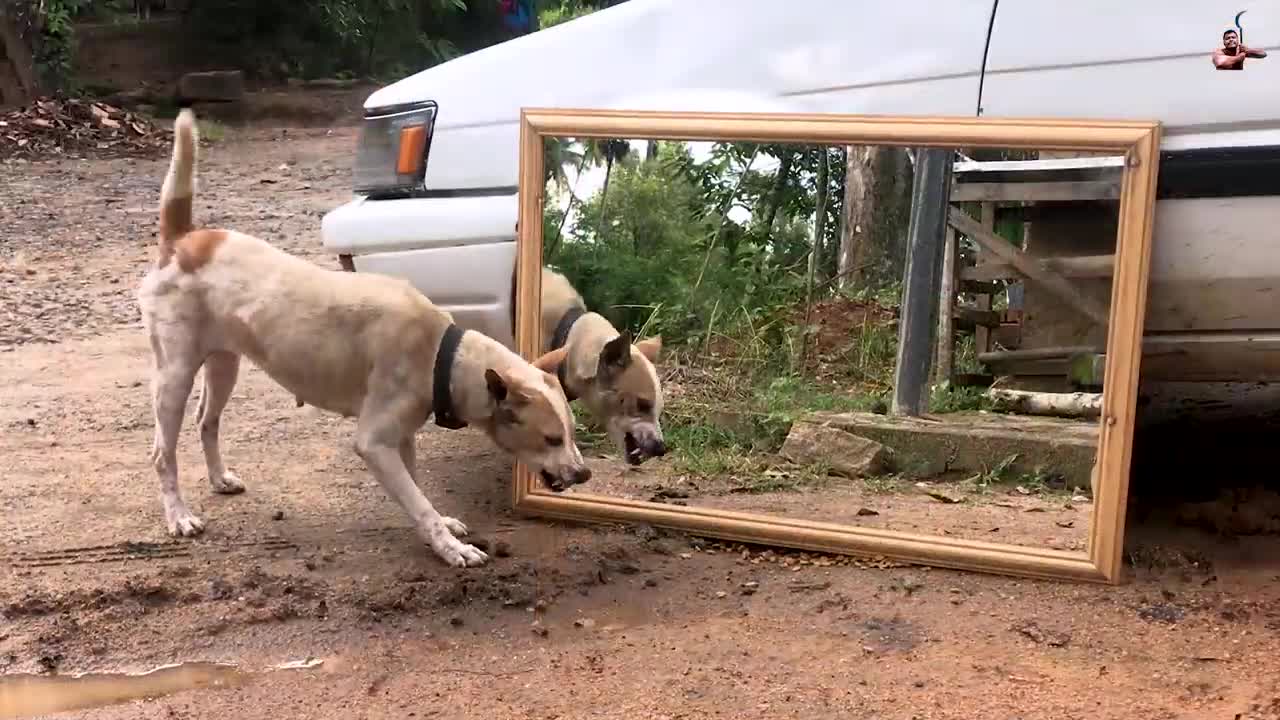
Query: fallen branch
986 388 1102 419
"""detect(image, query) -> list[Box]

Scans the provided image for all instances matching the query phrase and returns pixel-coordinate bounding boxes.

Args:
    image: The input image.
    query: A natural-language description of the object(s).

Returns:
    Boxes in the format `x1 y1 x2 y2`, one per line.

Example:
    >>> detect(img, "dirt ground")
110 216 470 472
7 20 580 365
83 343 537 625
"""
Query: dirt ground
4 108 1280 720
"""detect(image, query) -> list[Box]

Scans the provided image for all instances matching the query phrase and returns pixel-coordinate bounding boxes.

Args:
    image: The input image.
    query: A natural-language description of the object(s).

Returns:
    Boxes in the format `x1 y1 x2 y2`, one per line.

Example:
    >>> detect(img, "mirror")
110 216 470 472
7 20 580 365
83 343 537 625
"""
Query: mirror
515 110 1159 584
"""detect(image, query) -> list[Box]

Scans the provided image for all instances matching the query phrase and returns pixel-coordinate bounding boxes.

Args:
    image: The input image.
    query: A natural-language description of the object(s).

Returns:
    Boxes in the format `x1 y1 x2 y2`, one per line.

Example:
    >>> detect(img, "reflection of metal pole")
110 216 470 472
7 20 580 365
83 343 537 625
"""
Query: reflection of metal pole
892 148 954 416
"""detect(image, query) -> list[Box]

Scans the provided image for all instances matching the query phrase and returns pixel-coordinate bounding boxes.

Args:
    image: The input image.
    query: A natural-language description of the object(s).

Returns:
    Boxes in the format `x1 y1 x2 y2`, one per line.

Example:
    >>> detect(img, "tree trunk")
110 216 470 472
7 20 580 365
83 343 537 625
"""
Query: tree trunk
837 145 881 290
799 150 830 371
645 140 659 161
545 151 590 257
598 156 615 232
760 149 794 239
0 2 40 106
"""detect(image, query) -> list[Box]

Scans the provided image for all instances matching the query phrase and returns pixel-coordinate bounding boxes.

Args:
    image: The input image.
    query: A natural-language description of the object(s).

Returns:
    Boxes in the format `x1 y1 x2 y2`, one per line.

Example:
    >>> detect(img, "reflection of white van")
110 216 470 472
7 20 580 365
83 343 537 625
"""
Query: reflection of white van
321 0 1280 382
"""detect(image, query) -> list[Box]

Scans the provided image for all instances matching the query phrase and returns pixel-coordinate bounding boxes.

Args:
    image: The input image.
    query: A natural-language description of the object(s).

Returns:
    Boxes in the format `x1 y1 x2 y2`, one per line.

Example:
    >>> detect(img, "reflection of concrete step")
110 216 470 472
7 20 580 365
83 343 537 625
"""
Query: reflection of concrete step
807 410 1097 491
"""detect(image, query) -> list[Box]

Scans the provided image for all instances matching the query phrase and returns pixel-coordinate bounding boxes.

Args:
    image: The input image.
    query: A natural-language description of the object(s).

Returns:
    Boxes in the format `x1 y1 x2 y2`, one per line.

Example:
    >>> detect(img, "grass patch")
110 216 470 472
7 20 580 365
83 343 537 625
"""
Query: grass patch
958 453 1072 498
660 369 885 488
860 473 908 494
198 120 229 143
929 384 993 413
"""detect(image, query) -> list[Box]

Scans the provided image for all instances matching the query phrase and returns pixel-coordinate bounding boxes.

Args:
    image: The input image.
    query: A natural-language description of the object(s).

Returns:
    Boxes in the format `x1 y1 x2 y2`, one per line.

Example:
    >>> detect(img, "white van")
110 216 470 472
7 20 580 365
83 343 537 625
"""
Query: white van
320 0 1280 382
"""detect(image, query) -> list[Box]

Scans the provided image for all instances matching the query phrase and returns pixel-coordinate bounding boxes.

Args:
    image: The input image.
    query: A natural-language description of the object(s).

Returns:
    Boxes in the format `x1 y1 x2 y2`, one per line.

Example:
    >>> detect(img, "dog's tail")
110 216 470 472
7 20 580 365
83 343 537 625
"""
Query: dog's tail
157 108 199 268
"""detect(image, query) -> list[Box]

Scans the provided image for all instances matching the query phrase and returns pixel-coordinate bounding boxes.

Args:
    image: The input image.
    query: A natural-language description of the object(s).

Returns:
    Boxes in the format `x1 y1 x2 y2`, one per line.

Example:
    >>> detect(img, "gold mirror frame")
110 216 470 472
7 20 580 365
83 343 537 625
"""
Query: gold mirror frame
513 108 1160 584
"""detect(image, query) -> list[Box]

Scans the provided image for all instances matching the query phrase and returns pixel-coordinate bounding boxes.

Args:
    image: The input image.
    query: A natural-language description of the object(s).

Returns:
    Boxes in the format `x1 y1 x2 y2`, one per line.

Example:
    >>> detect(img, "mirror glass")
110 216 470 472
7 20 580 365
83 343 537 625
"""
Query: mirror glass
538 136 1124 553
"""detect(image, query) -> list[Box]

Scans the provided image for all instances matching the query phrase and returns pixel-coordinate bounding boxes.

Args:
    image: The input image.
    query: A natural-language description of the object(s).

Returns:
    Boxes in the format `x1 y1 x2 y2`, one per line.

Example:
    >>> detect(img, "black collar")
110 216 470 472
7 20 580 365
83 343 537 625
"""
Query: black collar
550 306 585 401
432 324 469 430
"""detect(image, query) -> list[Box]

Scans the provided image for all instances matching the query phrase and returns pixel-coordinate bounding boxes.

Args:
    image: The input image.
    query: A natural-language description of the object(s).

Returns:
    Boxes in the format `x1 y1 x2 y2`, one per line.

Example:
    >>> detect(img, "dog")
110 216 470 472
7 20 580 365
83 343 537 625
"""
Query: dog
538 266 666 466
137 109 591 568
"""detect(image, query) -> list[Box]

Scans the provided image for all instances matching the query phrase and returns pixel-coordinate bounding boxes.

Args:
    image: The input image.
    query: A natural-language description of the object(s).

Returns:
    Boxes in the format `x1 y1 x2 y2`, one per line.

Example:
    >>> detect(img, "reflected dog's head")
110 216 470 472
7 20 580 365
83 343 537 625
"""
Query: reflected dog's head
536 266 667 466
584 331 666 466
482 348 591 492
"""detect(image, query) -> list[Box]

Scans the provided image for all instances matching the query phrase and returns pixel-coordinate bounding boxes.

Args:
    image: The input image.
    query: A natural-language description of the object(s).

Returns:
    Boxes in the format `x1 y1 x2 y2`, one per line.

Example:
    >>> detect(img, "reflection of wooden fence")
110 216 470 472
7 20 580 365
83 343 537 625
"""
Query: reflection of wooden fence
935 157 1124 390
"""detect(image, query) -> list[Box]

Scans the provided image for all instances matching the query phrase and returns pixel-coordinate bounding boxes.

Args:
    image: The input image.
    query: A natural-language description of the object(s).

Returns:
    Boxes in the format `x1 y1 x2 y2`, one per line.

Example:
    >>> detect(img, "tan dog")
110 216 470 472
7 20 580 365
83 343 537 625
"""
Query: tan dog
137 109 590 568
539 267 665 466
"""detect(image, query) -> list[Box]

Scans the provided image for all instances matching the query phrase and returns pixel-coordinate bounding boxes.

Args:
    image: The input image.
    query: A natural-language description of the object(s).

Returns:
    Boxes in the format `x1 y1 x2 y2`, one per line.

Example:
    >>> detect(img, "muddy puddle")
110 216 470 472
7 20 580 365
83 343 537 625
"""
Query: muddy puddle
0 658 323 718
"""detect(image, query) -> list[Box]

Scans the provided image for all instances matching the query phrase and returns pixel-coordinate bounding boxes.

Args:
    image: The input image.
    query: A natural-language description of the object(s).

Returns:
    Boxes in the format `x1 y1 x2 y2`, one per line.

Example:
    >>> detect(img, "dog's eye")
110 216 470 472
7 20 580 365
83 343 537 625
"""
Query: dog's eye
545 435 564 447
636 399 653 414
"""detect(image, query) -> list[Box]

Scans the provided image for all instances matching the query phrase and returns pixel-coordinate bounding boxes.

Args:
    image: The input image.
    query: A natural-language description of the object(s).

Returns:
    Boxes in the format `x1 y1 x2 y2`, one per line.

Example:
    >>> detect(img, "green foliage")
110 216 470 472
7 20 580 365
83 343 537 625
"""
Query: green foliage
537 0 596 28
20 0 93 89
547 141 717 341
16 0 485 88
185 0 470 81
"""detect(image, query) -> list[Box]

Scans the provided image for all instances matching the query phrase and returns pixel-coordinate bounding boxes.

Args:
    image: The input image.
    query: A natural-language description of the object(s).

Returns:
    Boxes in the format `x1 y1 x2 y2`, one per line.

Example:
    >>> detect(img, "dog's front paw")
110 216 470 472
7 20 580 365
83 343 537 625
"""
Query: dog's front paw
210 471 245 495
433 539 489 568
441 516 469 537
165 507 206 537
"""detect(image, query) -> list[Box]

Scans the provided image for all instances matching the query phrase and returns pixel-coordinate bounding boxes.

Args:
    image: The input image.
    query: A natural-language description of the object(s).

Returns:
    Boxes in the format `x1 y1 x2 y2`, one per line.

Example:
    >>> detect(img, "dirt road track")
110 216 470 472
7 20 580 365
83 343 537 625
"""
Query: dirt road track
3 123 1280 719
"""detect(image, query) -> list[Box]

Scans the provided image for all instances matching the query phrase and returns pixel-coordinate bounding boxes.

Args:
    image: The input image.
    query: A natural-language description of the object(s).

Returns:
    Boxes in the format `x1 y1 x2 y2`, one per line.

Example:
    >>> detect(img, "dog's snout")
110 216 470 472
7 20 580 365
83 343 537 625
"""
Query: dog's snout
648 439 667 457
573 466 592 486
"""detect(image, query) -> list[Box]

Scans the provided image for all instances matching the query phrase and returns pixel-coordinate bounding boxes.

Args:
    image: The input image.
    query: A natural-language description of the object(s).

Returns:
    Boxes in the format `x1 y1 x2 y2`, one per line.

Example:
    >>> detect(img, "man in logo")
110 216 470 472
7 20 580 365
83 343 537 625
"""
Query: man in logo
1214 29 1267 70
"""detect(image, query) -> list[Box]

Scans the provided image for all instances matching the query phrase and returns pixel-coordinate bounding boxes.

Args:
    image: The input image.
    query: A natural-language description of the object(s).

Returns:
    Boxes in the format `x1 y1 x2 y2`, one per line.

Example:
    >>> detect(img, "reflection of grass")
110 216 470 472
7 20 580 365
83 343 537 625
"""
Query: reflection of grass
573 420 609 454
929 384 992 413
860 474 907 494
958 453 1072 499
665 372 880 489
728 465 836 495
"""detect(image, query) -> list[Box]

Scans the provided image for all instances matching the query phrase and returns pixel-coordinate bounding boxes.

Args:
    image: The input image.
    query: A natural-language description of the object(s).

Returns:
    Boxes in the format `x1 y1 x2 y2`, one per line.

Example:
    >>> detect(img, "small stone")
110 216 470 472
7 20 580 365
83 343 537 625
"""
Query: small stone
715 591 728 599
740 581 759 596
271 510 285 521
644 577 658 587
494 541 512 558
573 618 596 629
531 623 548 637
679 553 692 560
449 616 464 627
856 507 879 517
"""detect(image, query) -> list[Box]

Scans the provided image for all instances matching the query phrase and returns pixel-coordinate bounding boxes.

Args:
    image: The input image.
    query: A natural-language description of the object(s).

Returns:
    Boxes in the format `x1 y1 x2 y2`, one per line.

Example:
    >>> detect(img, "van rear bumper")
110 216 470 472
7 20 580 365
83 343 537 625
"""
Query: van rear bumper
320 193 519 255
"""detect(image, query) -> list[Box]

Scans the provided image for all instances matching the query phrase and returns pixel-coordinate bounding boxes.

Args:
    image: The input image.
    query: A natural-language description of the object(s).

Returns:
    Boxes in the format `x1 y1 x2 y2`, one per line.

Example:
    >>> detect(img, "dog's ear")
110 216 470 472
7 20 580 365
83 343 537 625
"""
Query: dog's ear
484 369 509 403
634 335 662 363
532 347 567 372
601 331 633 371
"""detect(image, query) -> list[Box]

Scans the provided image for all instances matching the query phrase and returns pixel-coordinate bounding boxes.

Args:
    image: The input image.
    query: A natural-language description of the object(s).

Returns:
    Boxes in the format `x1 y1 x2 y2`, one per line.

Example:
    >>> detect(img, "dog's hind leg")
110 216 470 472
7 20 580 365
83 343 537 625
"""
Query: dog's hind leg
198 351 246 495
356 397 488 567
150 345 203 537
398 436 469 538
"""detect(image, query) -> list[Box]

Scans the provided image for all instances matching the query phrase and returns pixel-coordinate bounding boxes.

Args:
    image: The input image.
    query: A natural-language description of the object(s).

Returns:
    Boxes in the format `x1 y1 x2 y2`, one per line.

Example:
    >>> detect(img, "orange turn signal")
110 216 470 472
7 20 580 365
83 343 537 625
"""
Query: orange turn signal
396 124 428 175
